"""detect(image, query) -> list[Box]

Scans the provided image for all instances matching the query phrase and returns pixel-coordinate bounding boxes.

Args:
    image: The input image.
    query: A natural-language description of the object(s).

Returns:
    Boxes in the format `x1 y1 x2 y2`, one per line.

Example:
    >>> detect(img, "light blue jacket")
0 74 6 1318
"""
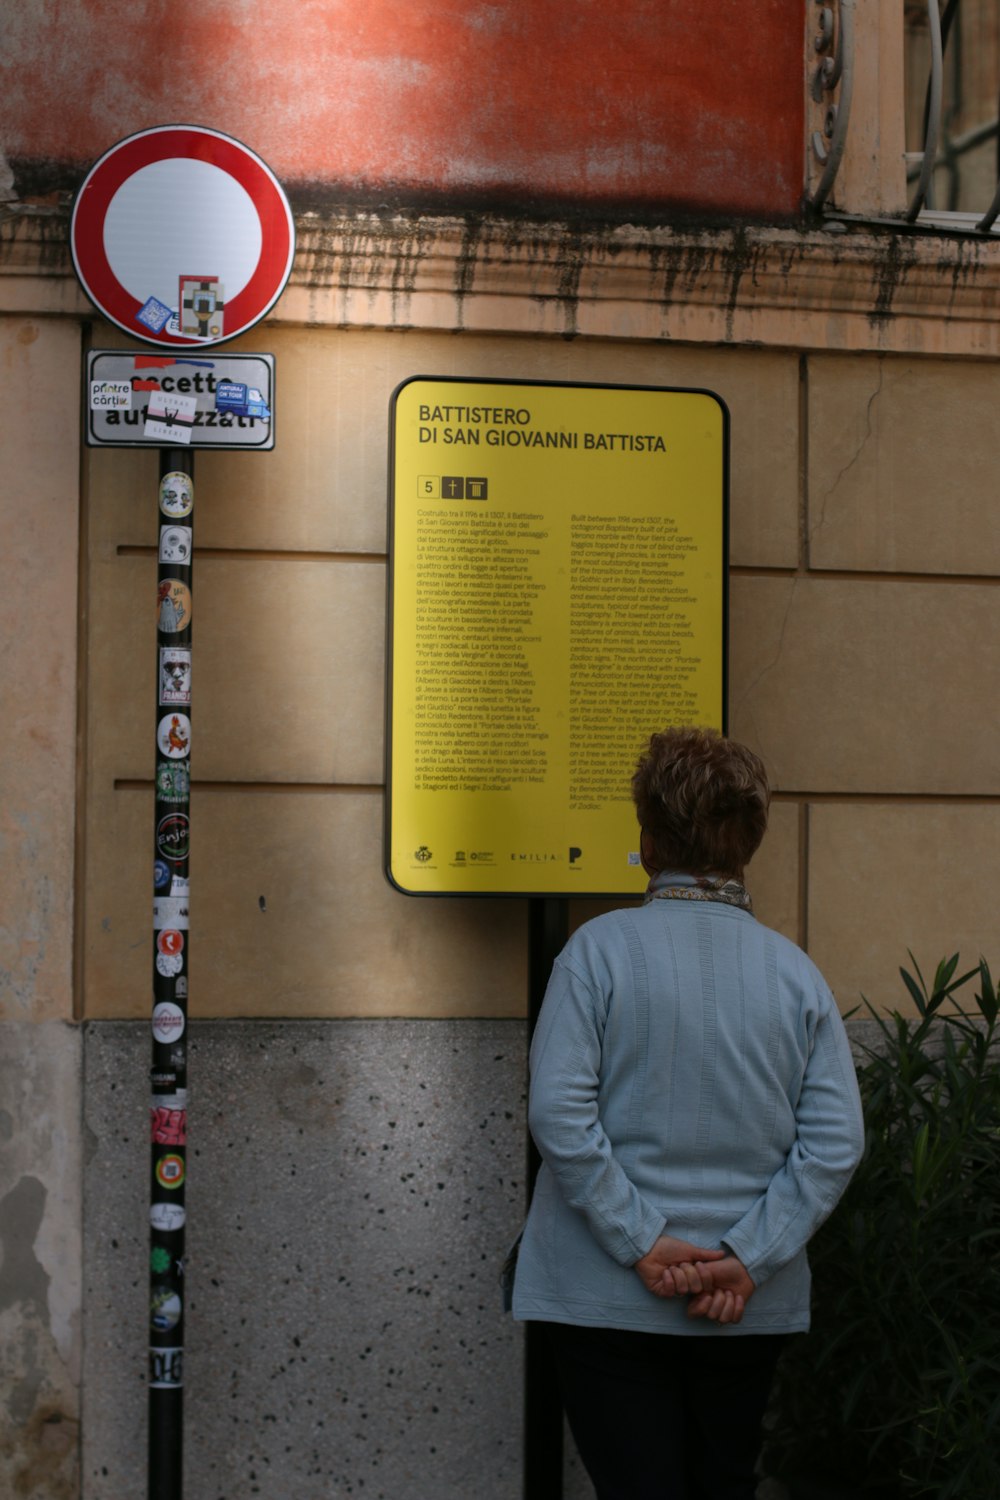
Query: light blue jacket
512 878 864 1335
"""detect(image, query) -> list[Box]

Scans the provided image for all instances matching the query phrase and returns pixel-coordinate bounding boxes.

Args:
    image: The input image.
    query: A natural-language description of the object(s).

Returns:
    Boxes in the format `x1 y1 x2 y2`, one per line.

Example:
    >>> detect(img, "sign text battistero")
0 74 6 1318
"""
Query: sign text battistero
386 377 729 898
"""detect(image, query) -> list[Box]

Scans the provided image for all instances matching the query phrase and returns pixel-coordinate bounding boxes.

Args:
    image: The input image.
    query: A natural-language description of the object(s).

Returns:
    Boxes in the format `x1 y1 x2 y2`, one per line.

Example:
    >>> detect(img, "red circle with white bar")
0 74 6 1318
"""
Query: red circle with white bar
70 125 295 347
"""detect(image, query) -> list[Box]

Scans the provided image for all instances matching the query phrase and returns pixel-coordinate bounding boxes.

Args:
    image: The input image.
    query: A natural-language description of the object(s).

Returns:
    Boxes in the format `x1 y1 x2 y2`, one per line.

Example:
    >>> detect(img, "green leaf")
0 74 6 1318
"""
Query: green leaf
907 948 928 992
900 964 927 1016
911 1121 930 1192
977 958 998 1025
933 953 960 995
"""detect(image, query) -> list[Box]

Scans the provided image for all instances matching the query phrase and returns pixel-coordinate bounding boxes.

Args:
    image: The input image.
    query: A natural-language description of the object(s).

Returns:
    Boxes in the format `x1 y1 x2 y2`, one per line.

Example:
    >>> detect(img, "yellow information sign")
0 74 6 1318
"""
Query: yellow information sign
386 378 728 896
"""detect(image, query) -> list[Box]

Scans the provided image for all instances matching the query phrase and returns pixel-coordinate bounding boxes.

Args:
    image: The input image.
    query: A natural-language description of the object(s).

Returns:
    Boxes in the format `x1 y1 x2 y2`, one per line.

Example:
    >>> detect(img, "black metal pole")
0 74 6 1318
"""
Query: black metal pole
524 897 569 1500
149 450 194 1500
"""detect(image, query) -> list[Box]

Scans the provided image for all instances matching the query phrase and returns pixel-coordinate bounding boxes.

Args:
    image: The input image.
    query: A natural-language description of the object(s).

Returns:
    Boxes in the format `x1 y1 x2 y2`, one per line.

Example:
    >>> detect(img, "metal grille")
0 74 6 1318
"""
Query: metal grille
905 0 1000 227
808 1 1000 231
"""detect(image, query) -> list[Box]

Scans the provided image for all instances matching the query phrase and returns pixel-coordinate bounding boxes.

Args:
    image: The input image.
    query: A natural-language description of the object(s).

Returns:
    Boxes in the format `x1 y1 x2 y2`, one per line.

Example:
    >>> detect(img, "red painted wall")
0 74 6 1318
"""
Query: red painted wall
3 1 804 220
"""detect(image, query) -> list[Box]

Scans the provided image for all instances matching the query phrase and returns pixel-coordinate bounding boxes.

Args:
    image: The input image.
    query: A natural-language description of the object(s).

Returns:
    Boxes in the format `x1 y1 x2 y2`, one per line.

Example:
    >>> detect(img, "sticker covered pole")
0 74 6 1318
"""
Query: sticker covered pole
150 450 194 1500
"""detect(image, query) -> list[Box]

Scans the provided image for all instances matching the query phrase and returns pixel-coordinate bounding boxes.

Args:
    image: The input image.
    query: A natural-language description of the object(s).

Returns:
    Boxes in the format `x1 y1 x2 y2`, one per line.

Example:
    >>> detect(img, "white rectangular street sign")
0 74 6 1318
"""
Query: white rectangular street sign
85 350 276 449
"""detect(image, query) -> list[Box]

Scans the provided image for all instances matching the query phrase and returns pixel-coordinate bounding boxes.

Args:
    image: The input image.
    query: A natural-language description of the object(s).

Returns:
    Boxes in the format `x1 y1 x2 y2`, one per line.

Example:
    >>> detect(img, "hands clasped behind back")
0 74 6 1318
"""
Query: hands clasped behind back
634 1235 755 1326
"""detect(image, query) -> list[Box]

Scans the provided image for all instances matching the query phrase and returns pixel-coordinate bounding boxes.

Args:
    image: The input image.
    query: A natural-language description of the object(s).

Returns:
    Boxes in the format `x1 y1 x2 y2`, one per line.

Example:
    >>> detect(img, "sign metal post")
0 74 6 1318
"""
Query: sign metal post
71 123 294 1500
150 450 194 1498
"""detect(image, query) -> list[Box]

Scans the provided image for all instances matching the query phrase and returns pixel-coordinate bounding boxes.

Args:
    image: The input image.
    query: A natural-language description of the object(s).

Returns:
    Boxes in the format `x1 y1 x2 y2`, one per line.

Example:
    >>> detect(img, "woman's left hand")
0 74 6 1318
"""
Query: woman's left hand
634 1235 725 1298
663 1254 756 1324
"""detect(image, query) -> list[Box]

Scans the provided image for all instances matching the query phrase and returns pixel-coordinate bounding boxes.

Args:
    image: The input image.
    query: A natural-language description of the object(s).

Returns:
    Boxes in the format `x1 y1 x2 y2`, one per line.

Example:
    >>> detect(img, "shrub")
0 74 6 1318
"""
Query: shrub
765 956 1000 1500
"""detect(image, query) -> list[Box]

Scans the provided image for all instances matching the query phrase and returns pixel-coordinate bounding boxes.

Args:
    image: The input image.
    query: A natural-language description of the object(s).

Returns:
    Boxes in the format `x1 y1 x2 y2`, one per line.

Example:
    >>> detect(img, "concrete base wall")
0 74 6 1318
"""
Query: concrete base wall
0 1014 886 1500
0 1022 82 1500
81 1019 591 1500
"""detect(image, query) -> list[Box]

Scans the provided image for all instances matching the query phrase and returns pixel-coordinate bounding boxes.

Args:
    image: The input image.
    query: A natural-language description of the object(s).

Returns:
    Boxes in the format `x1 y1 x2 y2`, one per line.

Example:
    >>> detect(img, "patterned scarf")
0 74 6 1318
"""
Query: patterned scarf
642 869 754 914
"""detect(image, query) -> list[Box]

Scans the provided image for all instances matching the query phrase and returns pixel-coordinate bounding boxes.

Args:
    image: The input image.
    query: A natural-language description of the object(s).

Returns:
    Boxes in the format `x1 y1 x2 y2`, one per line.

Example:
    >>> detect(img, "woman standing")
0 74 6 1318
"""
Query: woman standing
512 728 864 1500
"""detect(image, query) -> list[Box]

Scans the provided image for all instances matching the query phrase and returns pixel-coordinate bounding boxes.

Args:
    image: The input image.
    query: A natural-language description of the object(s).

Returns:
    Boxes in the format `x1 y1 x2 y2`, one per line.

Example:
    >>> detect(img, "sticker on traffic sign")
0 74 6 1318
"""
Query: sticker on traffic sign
70 125 295 348
145 390 197 444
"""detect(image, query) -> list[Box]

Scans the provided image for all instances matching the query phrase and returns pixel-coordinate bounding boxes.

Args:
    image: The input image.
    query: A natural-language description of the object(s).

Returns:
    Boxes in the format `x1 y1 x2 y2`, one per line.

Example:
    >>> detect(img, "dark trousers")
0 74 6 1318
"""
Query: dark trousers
542 1321 786 1500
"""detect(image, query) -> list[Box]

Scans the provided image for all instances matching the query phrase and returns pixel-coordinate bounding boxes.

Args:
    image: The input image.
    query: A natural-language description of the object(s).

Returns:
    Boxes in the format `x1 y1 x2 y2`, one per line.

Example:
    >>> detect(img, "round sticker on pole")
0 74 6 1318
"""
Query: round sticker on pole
70 125 295 347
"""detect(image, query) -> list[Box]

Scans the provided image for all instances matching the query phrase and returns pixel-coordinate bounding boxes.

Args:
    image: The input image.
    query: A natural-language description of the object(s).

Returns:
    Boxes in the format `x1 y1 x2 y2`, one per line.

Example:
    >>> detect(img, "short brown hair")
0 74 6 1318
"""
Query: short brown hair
631 727 770 877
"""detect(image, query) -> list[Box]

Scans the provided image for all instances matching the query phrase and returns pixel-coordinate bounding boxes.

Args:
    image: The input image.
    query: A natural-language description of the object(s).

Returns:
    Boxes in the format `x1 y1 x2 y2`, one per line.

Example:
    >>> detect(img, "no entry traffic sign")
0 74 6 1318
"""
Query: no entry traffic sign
70 125 295 347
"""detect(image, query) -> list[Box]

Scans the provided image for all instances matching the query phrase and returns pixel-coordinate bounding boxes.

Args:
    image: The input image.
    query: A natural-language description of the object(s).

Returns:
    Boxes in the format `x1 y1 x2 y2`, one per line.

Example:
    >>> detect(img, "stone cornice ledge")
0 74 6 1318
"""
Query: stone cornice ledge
4 206 1000 356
